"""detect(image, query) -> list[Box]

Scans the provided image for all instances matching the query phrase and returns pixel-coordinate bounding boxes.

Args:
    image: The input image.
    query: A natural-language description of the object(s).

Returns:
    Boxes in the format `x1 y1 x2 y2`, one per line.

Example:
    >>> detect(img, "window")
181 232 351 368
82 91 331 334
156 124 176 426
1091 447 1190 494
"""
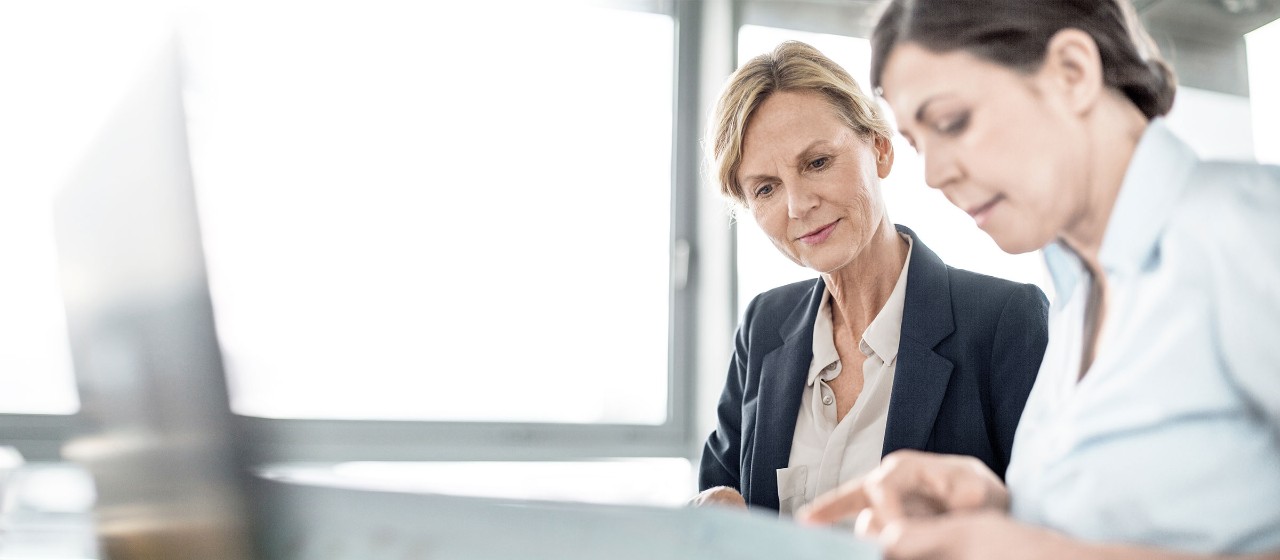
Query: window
180 2 677 424
0 193 76 414
0 5 163 416
0 3 182 460
1247 17 1280 165
1164 86 1256 161
1 0 695 465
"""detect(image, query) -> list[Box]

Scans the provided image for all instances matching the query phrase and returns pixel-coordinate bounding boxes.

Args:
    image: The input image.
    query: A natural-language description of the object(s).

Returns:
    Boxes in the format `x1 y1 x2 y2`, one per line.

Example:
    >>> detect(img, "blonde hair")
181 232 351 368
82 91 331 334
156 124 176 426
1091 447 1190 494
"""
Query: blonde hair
708 41 892 207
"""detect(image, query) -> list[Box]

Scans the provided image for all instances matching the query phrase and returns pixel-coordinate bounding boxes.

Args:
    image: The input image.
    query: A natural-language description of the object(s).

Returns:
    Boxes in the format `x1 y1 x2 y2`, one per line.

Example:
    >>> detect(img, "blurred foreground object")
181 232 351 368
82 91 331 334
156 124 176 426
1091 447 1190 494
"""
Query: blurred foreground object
51 32 256 560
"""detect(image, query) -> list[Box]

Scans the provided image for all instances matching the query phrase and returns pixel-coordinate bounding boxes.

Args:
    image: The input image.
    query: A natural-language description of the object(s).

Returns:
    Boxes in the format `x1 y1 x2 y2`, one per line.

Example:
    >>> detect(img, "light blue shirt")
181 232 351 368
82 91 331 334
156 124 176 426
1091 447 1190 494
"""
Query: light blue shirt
1005 120 1280 553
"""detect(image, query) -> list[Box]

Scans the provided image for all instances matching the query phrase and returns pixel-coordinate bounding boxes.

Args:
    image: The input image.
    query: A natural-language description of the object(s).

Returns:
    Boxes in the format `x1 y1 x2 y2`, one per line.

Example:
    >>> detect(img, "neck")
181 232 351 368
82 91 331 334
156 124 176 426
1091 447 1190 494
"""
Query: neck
822 221 907 335
1060 94 1150 277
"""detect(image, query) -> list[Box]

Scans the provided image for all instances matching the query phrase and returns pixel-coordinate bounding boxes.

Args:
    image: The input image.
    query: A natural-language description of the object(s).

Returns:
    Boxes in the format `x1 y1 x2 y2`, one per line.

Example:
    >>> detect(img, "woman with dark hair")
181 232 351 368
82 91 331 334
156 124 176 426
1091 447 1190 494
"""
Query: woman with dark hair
799 0 1280 558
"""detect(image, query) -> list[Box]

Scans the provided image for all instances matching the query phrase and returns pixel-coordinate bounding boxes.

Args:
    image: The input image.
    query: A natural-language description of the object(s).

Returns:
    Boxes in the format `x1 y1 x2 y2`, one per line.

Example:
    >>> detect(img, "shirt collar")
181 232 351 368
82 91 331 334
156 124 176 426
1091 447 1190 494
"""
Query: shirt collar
1043 241 1084 308
808 289 840 387
808 235 914 386
1044 119 1198 305
1097 118 1198 277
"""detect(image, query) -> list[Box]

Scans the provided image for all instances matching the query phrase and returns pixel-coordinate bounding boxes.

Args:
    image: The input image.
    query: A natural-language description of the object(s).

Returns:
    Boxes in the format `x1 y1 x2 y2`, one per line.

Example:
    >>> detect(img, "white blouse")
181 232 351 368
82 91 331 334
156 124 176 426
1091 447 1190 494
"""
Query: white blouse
777 235 912 516
1005 120 1280 552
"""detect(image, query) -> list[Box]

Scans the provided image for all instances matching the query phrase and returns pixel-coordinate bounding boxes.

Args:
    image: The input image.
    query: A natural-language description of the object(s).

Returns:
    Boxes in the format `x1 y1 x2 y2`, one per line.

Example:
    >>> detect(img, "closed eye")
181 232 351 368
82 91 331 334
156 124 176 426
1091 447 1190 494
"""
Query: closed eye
935 112 970 136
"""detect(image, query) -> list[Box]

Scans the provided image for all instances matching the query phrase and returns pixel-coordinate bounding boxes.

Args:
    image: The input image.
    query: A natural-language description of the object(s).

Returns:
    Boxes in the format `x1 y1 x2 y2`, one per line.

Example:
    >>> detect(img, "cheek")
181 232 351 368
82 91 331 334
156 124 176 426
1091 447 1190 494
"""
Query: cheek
753 201 810 266
969 121 1069 210
861 179 886 219
988 176 1070 253
752 203 793 248
966 96 1065 184
846 189 881 234
834 166 882 221
1017 145 1086 224
993 167 1066 242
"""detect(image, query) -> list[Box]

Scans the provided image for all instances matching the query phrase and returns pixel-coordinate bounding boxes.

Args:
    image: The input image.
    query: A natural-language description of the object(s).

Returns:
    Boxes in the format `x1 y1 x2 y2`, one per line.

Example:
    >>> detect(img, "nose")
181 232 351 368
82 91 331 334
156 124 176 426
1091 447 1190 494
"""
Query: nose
922 143 961 191
786 180 820 220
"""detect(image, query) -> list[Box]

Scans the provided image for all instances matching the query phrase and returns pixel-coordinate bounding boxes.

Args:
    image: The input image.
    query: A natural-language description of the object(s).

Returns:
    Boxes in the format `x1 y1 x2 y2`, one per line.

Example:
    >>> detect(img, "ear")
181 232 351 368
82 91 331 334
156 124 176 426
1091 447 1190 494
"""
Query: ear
1038 28 1105 116
873 134 894 179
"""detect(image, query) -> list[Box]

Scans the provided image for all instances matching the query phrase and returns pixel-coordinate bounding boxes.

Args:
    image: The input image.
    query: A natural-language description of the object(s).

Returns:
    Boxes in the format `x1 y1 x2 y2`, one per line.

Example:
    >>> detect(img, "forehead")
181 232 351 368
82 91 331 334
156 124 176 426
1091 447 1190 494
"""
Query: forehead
740 90 850 161
878 44 1016 119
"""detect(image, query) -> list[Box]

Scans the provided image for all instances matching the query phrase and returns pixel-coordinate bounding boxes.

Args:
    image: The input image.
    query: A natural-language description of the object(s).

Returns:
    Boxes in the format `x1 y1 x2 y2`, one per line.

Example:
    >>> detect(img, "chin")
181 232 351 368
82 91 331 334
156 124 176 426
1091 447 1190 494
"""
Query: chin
989 228 1050 255
798 255 842 275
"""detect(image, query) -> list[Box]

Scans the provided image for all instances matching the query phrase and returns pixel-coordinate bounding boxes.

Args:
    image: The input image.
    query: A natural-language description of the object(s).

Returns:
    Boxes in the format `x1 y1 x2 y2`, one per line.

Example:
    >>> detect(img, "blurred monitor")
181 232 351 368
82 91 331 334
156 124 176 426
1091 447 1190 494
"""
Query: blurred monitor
51 32 256 560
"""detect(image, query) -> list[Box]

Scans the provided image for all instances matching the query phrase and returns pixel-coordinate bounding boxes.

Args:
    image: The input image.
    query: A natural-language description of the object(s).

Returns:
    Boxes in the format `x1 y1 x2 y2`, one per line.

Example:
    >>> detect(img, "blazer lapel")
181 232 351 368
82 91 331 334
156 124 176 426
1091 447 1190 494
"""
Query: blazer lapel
883 225 956 454
747 279 824 511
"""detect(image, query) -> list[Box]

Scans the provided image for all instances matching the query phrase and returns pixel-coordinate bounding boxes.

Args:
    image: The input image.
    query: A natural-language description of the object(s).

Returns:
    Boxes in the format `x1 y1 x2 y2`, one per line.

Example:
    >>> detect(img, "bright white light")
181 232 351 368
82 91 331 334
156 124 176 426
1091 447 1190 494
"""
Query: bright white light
182 4 674 423
1164 87 1255 162
0 1 178 414
1247 18 1280 165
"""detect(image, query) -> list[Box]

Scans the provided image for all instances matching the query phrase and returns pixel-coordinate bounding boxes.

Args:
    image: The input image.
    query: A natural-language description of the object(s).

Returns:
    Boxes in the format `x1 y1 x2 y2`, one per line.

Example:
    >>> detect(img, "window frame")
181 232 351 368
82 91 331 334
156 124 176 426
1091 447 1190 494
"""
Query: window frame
0 414 78 461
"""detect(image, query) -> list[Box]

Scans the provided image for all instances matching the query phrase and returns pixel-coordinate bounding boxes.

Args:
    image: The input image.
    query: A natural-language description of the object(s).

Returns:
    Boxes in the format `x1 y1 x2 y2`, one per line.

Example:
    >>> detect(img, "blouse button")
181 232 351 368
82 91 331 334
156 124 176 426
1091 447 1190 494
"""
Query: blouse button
822 395 834 406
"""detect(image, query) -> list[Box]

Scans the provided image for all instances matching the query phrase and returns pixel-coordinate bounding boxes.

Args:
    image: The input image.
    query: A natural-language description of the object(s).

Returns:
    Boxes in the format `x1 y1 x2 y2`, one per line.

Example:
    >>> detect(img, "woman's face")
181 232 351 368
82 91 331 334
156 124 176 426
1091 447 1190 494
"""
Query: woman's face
878 43 1091 254
738 89 893 274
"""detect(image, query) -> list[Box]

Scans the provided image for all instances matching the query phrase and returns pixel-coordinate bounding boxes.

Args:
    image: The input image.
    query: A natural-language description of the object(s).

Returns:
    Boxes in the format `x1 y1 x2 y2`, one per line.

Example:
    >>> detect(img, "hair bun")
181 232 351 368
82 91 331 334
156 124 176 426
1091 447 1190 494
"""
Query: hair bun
1145 58 1177 118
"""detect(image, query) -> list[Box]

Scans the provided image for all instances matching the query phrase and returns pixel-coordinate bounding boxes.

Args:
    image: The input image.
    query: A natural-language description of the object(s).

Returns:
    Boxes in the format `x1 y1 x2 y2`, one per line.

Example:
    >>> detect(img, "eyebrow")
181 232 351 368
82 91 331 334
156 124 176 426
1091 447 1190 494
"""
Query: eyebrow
898 93 953 143
740 138 835 185
794 139 835 163
913 95 939 124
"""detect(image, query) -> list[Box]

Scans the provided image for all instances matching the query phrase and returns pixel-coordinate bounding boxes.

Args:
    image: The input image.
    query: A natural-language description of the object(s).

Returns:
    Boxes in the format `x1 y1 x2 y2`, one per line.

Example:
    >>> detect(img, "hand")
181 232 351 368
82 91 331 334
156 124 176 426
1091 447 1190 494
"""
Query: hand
796 450 1007 529
687 485 747 509
875 511 1077 560
879 511 1280 560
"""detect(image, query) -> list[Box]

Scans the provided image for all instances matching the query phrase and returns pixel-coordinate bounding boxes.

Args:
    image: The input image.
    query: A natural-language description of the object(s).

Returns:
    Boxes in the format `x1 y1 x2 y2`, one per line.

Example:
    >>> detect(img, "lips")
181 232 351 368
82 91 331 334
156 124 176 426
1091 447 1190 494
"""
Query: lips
797 220 839 245
967 195 1004 228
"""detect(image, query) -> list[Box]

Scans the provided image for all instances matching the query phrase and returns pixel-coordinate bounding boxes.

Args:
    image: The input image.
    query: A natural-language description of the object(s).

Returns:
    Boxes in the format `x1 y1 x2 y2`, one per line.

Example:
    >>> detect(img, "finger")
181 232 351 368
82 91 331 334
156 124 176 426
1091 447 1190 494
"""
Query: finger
796 482 871 524
864 458 922 521
908 456 999 514
943 474 992 512
878 516 954 560
944 463 1007 512
688 486 745 508
853 507 886 539
898 492 947 517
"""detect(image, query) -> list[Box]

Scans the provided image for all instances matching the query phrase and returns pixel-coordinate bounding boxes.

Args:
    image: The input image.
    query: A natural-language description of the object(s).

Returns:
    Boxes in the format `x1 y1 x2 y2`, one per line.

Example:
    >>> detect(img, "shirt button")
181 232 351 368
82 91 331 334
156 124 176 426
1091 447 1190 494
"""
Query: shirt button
822 395 834 406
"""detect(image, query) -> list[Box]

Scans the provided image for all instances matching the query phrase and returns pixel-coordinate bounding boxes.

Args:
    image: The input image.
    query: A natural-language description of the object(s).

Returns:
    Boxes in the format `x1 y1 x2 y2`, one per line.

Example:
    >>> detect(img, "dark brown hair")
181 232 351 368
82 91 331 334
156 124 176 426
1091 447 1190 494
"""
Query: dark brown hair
869 0 1176 120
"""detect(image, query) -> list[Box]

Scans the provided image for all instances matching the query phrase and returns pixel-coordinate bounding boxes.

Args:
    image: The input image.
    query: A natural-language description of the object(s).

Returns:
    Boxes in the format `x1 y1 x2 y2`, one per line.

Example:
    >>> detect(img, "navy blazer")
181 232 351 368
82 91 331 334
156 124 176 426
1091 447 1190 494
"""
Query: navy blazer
699 225 1049 512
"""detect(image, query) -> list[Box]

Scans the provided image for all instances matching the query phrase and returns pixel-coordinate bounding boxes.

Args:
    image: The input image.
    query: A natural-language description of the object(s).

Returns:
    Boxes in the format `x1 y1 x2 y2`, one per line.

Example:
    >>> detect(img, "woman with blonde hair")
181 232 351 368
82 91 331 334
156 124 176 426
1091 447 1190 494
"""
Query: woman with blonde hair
693 41 1049 516
800 1 1280 558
